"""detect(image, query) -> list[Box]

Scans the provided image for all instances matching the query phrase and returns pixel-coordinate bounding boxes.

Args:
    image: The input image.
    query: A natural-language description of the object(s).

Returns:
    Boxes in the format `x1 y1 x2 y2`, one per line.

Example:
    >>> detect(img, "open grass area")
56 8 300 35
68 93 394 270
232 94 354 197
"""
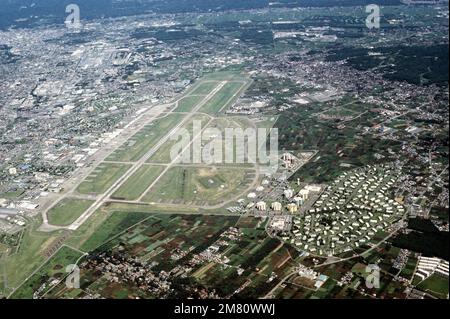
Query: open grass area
202 70 246 81
106 113 184 162
10 245 84 299
47 198 94 227
111 165 164 200
202 117 254 165
147 114 270 167
69 204 203 253
76 163 131 195
0 189 25 200
2 218 64 295
0 243 8 254
79 211 151 252
417 274 449 299
174 95 204 112
64 205 112 251
400 256 418 280
105 202 204 215
147 114 211 164
189 81 220 96
200 81 247 115
141 166 255 206
197 116 277 166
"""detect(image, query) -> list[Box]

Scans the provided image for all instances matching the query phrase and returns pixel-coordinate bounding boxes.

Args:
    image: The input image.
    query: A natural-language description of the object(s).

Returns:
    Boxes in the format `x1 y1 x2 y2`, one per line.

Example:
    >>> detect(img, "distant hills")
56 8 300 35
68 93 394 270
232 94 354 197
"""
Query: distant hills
0 0 406 30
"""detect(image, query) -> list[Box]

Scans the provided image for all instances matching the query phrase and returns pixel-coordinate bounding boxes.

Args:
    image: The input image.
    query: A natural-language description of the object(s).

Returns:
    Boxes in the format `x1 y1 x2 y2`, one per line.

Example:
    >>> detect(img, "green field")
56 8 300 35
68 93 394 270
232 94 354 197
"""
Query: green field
10 246 84 299
204 117 252 164
76 163 131 195
417 274 449 299
318 107 360 118
41 213 301 299
147 114 211 164
400 256 418 280
203 70 246 81
141 166 255 206
189 81 220 96
77 209 184 253
111 165 164 200
79 211 151 252
0 189 25 200
106 113 184 162
198 116 276 166
1 220 66 297
47 199 94 226
200 81 246 114
174 95 204 112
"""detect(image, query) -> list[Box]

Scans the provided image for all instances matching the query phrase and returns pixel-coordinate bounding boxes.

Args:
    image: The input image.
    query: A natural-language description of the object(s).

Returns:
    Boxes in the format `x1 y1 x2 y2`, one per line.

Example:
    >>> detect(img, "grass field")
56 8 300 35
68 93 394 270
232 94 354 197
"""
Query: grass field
199 116 277 166
200 81 247 115
10 245 84 299
111 165 164 200
0 189 25 200
417 274 449 299
2 218 63 296
72 204 212 254
47 199 94 226
202 70 246 81
76 163 131 195
203 117 253 164
63 202 197 253
147 114 211 164
189 82 220 96
400 256 418 280
174 95 205 113
106 113 184 162
79 211 151 252
141 166 255 206
103 203 200 218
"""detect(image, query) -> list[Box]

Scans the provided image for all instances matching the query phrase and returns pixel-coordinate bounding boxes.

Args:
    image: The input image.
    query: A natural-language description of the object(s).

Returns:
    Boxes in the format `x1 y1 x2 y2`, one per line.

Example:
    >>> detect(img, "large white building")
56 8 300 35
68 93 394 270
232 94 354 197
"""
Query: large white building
256 201 267 211
271 202 282 211
299 189 310 201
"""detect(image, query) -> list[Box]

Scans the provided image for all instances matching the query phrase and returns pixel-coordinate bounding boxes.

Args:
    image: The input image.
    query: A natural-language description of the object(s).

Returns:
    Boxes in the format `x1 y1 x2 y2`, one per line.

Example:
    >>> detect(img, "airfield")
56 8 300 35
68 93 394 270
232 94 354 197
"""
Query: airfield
39 70 263 232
